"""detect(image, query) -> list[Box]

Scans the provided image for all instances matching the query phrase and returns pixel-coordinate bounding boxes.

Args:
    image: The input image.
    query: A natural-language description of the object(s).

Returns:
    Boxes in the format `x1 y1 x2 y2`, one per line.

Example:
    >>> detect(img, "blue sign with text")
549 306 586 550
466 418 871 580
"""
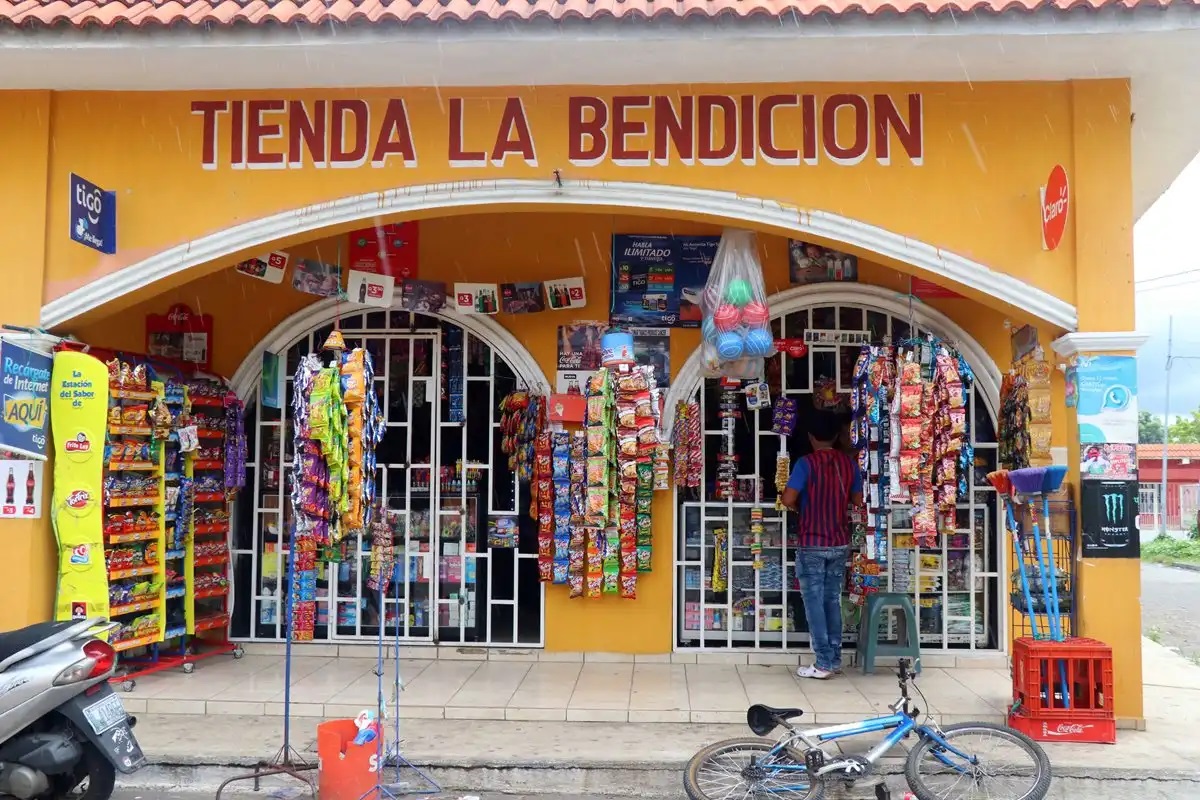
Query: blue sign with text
69 173 117 255
0 340 52 459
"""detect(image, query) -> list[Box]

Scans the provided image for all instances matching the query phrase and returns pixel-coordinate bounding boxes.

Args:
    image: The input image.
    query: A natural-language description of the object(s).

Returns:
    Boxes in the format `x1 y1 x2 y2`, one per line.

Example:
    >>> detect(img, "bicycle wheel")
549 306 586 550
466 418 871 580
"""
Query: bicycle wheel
683 737 825 800
904 722 1052 800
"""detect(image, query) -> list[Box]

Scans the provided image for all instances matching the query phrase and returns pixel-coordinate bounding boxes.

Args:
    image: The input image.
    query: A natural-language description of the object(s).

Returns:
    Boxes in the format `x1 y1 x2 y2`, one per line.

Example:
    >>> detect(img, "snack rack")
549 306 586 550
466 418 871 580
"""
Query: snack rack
105 379 168 660
185 387 235 656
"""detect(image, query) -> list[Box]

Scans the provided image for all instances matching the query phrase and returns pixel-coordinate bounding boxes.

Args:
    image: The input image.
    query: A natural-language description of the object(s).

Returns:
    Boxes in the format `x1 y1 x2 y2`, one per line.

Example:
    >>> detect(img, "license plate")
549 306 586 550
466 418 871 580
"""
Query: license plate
83 693 127 735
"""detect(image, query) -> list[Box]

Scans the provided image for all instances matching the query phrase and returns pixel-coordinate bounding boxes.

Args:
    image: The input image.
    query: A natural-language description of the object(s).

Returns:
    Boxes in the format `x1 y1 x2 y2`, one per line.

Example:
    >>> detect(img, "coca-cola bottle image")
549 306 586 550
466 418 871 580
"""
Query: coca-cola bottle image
25 465 35 506
5 468 13 505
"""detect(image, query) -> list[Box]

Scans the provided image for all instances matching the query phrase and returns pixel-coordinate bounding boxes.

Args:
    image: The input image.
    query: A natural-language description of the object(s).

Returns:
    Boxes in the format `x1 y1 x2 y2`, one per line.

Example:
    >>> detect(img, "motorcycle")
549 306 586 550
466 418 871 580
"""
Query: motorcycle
0 617 144 799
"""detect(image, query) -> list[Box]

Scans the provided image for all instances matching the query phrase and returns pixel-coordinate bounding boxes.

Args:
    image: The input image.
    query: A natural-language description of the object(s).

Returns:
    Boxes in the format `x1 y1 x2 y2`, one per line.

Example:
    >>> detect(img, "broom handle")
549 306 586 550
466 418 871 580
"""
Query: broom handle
1006 499 1040 639
1029 517 1053 640
1042 494 1072 709
1041 495 1063 638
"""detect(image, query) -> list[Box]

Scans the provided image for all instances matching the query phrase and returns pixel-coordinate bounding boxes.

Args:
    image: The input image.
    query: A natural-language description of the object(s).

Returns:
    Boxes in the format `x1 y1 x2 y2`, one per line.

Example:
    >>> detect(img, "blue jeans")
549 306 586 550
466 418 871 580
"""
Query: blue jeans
798 546 849 671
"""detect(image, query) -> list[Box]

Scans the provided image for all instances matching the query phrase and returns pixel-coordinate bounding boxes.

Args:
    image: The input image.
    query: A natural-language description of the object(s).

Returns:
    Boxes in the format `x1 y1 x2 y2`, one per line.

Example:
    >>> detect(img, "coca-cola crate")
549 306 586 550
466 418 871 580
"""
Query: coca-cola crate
1011 637 1113 718
1008 711 1117 744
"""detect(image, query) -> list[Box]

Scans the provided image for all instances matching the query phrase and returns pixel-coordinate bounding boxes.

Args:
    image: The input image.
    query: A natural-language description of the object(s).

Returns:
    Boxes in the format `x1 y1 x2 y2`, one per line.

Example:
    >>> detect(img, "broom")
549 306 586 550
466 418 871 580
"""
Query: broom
987 470 1040 639
1010 465 1071 709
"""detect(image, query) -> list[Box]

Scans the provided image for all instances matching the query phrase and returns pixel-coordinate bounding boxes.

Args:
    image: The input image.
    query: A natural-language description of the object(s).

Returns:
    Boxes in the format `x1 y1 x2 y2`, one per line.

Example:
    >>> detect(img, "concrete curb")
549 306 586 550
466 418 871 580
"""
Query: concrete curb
1166 560 1200 573
117 755 1200 798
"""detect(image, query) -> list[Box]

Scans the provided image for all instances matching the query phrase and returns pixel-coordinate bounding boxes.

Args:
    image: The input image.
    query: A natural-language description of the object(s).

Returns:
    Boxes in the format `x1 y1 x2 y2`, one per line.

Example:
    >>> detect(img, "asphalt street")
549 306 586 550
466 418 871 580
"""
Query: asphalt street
1141 562 1200 661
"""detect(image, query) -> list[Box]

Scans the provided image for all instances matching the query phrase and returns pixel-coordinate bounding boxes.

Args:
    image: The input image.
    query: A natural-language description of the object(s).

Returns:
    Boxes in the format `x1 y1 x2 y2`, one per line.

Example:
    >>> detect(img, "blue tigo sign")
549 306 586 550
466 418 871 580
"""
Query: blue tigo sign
69 173 117 255
0 340 52 459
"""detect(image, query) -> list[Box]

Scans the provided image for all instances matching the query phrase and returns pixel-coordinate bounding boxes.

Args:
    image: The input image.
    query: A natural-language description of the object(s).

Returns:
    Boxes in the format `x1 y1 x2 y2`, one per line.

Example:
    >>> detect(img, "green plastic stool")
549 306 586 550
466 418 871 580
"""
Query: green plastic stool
858 592 922 675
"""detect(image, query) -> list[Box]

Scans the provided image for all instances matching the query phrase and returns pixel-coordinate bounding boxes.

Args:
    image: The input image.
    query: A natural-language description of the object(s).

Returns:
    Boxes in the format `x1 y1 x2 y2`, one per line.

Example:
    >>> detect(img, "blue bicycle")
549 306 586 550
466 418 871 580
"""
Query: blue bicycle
683 659 1051 800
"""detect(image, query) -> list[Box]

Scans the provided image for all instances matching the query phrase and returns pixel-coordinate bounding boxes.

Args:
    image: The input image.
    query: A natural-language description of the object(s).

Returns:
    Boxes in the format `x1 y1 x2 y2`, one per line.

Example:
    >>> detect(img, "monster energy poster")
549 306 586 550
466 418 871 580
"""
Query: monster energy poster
1080 479 1139 558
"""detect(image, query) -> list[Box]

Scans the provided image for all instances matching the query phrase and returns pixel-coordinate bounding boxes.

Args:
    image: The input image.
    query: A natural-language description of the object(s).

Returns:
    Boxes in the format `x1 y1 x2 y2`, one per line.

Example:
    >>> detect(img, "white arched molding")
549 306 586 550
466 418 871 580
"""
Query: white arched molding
41 180 1077 332
661 284 1002 439
230 297 549 403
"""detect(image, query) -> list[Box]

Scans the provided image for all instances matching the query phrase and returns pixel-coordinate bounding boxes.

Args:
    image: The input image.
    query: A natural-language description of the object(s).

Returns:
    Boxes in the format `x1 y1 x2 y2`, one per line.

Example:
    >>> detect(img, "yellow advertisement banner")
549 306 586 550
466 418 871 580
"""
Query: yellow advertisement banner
50 351 110 622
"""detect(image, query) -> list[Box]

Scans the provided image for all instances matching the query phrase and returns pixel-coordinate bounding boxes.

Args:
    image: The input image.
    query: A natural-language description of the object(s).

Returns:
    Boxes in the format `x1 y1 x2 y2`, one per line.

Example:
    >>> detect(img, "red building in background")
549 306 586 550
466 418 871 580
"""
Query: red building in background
1137 444 1200 532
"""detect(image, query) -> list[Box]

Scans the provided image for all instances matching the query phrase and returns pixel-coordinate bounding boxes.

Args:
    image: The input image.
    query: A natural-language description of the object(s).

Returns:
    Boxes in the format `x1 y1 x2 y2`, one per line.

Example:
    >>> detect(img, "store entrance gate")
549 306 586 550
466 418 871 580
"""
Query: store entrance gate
675 301 1003 653
231 309 545 647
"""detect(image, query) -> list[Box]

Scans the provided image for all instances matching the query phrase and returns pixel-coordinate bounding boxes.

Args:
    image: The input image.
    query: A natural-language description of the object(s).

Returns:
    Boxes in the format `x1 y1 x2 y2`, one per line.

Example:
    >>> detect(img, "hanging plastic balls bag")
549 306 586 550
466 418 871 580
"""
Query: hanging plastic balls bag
699 229 775 379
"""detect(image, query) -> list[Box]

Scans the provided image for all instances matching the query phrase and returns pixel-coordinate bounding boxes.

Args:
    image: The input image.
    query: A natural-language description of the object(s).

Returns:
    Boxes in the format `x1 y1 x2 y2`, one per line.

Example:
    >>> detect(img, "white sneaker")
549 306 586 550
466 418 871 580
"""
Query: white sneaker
796 665 832 680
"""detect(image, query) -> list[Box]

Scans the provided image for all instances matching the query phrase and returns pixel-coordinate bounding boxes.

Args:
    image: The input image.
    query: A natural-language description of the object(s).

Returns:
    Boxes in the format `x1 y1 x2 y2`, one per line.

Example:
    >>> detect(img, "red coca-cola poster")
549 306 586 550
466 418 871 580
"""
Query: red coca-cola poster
145 303 214 372
347 221 419 279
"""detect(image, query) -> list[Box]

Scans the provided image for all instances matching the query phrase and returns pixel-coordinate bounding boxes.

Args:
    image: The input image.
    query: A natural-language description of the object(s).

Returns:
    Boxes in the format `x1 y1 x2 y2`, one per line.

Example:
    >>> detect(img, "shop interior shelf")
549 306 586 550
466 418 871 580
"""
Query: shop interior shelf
109 425 152 436
165 586 186 599
197 429 225 439
111 389 159 401
109 564 159 580
108 495 161 509
194 555 228 567
106 529 159 544
114 632 161 652
194 523 229 535
189 396 225 408
194 492 225 503
195 587 229 600
194 614 229 633
108 461 158 472
192 460 224 471
109 598 161 616
164 626 187 639
165 549 185 560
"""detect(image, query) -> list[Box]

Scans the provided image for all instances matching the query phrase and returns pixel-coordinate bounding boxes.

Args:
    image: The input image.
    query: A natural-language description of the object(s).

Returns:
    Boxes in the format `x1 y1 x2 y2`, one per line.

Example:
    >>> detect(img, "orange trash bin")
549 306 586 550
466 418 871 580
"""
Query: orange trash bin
317 719 382 800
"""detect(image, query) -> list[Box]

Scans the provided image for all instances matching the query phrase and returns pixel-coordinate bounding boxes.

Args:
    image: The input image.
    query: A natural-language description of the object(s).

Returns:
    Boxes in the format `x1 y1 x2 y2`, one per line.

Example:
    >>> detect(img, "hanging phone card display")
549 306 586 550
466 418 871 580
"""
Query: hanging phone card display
288 336 385 640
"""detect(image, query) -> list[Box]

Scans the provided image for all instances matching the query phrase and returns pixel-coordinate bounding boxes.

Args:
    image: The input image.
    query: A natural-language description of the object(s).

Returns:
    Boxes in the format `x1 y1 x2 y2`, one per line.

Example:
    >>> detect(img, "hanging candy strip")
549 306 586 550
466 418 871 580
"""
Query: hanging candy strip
288 354 323 641
223 393 247 493
534 432 554 584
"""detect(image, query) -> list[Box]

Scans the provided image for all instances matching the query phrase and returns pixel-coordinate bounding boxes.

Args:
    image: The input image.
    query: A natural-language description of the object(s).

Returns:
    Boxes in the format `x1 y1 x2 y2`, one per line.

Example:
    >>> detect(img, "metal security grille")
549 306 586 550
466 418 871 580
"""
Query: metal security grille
230 309 545 647
675 303 1001 652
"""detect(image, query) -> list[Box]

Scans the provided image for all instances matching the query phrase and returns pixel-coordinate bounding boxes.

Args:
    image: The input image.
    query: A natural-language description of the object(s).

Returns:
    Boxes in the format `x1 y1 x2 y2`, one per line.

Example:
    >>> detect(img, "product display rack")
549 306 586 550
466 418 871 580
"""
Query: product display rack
108 376 241 690
183 387 238 669
104 380 168 663
674 304 1003 653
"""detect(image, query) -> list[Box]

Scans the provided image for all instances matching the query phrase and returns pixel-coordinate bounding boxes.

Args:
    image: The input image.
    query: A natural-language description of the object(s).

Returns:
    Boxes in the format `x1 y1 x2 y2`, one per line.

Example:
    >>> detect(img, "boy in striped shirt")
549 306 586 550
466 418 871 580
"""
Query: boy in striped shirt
780 412 862 680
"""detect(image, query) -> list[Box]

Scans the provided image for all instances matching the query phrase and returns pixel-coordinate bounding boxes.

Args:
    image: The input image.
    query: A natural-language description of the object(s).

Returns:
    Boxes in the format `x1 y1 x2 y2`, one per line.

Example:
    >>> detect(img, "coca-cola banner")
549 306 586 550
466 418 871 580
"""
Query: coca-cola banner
0 459 43 520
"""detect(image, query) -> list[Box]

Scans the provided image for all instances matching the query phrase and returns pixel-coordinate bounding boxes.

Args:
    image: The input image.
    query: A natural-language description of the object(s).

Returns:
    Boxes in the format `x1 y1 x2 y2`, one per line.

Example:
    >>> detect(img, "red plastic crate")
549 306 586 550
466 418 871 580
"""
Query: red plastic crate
1011 636 1114 718
1008 711 1117 744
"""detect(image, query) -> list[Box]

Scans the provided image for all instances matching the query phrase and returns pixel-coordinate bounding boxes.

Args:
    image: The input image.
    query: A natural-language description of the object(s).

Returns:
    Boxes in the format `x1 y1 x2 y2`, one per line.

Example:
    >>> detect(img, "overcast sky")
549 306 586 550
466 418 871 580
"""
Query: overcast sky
1135 152 1200 423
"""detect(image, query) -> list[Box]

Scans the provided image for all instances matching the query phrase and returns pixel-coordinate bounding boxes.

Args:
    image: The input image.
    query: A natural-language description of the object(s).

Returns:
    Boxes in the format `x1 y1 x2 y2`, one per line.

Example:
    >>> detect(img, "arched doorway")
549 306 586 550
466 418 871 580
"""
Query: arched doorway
670 286 1004 654
228 303 547 647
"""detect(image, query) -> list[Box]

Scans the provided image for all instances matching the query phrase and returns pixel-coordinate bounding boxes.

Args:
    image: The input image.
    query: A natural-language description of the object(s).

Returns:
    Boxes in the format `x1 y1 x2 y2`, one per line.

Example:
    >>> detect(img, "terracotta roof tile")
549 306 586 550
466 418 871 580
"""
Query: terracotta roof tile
0 0 1186 29
1138 444 1200 460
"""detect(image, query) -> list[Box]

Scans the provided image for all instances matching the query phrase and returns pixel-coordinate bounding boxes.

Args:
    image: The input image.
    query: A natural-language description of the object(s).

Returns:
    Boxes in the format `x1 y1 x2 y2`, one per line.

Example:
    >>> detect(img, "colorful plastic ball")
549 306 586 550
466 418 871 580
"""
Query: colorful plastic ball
703 284 722 311
725 278 754 307
741 300 770 327
743 327 775 357
715 331 744 360
712 304 741 331
701 316 719 342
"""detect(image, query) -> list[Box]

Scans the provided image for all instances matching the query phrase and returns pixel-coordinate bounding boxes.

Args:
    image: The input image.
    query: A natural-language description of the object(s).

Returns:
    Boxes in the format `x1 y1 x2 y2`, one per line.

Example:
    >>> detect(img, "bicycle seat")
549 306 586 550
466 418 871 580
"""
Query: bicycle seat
747 704 804 736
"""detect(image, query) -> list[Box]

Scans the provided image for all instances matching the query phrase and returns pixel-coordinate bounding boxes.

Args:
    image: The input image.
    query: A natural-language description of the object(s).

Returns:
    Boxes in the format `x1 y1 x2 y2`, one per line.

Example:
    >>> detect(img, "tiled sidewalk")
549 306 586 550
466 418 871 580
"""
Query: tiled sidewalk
116 645 1011 725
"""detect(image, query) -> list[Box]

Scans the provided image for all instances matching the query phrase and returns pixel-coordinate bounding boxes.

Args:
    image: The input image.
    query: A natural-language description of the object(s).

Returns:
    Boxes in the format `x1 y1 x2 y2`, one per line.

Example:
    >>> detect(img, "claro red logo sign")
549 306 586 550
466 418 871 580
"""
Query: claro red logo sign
64 433 91 453
1041 164 1069 251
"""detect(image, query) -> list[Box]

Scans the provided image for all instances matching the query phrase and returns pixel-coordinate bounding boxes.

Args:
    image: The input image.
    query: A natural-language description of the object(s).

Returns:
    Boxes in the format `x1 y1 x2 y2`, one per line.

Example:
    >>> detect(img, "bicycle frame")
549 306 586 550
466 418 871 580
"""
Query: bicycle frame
756 709 980 792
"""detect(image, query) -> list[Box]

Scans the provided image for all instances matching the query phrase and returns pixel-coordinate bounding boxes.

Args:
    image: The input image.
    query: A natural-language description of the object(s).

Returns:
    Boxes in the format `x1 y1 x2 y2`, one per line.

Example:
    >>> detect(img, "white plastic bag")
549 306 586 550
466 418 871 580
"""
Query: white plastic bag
700 229 774 379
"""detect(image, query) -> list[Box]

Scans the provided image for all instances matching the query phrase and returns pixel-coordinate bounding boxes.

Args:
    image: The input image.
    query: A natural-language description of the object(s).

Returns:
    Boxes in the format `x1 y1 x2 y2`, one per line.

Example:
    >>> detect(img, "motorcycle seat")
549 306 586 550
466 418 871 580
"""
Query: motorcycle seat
0 621 80 670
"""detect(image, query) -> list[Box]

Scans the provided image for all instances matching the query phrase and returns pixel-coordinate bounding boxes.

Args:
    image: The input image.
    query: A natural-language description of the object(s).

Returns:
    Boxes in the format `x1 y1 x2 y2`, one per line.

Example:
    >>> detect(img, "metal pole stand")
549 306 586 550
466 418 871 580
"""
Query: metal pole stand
215 521 316 799
358 557 440 799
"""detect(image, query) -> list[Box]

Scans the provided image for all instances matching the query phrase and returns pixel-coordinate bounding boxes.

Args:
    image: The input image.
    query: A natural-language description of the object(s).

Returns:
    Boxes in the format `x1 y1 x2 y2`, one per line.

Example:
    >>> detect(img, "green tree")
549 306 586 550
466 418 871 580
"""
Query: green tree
1140 410 1165 444
1170 409 1200 444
